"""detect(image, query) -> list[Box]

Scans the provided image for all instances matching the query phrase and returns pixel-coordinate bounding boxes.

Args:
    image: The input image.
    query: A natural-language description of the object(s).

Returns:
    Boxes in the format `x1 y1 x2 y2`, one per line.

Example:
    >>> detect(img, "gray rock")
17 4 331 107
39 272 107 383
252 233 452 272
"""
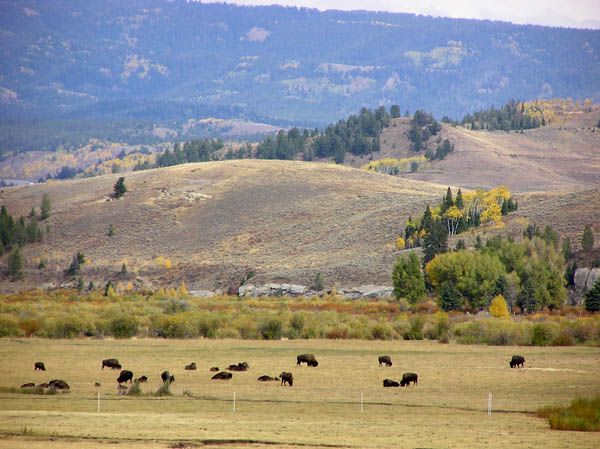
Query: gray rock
574 268 590 291
587 268 600 290
190 289 215 298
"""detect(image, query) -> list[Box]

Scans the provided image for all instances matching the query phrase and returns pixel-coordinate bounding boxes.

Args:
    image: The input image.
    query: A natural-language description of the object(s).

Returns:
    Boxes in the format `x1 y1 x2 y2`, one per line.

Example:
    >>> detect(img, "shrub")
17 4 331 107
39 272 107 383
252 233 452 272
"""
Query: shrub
531 322 558 346
326 324 350 339
0 314 22 337
154 380 172 397
259 317 283 340
537 396 600 431
108 314 138 338
42 314 91 338
370 322 394 340
191 313 221 338
404 315 425 340
127 380 142 396
153 314 194 338
489 295 510 318
232 315 259 339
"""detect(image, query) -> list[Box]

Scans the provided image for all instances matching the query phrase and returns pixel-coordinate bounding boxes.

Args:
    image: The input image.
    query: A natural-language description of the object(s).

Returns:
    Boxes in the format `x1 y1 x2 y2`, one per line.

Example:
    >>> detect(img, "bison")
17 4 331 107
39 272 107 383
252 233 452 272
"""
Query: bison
48 379 70 390
117 384 128 395
94 382 101 387
185 362 197 371
280 372 293 386
383 379 400 388
257 375 279 382
161 371 175 383
34 362 46 371
136 375 148 383
102 359 121 370
209 367 219 372
20 382 35 388
117 370 133 384
37 382 49 388
510 355 525 368
211 371 232 380
296 354 318 367
400 372 418 387
227 362 249 371
378 356 392 367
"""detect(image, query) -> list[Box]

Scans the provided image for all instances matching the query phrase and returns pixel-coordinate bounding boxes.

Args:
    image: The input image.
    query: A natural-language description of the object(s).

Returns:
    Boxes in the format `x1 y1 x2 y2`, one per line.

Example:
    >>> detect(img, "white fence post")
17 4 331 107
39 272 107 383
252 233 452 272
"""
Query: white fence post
487 392 492 415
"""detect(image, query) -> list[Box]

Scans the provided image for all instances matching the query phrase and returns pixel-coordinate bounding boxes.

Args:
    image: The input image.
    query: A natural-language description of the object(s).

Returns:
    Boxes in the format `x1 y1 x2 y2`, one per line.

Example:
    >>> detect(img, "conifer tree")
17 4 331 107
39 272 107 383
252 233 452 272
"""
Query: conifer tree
442 187 454 212
562 237 572 260
423 221 448 264
7 245 23 280
439 281 462 311
455 189 464 209
113 177 127 199
392 252 425 303
582 225 594 251
585 279 600 313
40 194 51 220
422 205 434 233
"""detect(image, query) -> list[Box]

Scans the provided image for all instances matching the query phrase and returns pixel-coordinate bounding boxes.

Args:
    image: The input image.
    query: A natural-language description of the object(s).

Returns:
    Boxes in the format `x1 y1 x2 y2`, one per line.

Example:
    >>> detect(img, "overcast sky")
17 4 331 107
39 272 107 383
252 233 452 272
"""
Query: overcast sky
201 0 600 29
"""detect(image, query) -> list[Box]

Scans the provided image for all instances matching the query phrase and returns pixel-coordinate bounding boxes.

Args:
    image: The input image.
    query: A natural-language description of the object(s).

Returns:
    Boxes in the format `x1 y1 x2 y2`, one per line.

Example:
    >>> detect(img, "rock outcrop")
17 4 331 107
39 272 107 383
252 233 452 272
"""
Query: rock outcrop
574 268 600 291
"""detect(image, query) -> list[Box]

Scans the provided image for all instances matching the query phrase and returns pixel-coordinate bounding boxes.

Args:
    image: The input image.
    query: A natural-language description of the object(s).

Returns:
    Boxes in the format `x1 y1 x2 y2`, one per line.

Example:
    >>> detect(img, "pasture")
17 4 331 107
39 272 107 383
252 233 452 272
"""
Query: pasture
0 338 599 449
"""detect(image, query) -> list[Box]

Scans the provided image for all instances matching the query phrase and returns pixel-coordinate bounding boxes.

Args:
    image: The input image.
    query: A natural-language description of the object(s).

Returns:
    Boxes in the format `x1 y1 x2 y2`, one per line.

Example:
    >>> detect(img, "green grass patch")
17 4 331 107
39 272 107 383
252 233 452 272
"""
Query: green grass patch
537 396 600 431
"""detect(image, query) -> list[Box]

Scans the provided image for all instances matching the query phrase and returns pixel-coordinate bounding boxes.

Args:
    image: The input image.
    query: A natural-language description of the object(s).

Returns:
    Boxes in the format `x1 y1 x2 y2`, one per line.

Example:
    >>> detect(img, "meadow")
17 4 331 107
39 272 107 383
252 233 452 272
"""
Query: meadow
0 338 599 449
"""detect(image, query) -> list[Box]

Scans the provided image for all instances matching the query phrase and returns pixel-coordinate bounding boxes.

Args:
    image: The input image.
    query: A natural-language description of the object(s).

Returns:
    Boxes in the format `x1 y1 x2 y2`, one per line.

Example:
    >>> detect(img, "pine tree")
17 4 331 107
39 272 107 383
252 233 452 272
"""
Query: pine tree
455 189 464 209
562 237 572 260
40 194 51 220
88 281 95 291
439 281 462 311
7 245 23 280
442 187 453 212
422 205 434 232
108 224 115 237
312 272 324 291
76 278 84 291
501 199 509 215
455 239 466 250
392 252 425 303
423 221 448 264
113 177 127 199
584 279 600 312
582 225 594 251
121 262 127 275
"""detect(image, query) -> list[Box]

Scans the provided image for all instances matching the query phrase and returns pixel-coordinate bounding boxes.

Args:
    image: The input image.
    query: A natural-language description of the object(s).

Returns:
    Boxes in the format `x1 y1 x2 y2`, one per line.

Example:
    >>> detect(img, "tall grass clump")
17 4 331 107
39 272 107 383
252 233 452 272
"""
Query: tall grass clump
108 314 139 338
0 314 22 337
127 380 142 396
537 396 600 431
154 380 172 397
259 316 283 340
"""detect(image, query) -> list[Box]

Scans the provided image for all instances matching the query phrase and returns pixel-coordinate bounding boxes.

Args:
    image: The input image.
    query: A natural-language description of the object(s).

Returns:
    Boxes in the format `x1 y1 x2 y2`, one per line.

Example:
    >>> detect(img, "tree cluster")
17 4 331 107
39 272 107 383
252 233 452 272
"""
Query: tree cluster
461 100 552 131
156 139 224 167
407 110 441 152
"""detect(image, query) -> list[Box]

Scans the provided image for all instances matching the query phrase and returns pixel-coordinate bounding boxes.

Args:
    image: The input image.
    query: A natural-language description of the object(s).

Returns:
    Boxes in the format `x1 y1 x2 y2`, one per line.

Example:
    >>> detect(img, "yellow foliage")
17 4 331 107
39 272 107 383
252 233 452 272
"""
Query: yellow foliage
395 236 406 250
106 286 117 298
480 201 502 225
443 205 463 220
155 256 172 270
125 282 134 291
178 281 189 297
489 295 510 318
167 287 177 297
362 156 427 173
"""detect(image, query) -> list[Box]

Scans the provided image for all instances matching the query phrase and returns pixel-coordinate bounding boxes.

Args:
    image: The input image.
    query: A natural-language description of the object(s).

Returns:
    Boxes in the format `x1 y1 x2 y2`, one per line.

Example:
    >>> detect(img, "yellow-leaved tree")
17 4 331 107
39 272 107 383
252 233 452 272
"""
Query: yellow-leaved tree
395 236 406 250
489 295 510 318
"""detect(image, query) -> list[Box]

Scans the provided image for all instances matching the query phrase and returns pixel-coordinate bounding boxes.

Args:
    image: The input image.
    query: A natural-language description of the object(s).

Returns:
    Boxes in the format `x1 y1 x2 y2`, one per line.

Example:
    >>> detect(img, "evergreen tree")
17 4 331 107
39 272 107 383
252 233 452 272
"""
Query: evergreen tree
390 105 401 118
40 194 51 220
423 221 448 264
517 272 537 313
442 187 453 212
104 280 114 296
584 279 600 313
421 205 434 233
582 225 594 251
7 245 23 280
392 252 426 303
28 207 36 219
565 261 577 286
439 281 462 311
312 272 324 291
562 237 572 260
501 199 509 215
455 239 466 250
66 252 85 277
474 236 483 250
121 262 127 275
88 281 95 291
113 177 127 199
76 277 84 291
455 189 464 209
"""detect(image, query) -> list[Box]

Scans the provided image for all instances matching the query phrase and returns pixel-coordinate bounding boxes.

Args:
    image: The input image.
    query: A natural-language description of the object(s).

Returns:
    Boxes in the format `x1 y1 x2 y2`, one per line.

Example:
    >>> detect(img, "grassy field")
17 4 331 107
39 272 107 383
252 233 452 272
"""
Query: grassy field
0 338 599 448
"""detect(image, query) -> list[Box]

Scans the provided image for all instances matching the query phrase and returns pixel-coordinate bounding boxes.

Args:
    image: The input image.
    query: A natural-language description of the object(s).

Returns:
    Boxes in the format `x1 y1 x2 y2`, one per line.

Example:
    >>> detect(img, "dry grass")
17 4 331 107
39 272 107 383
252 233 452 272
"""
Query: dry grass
0 160 447 291
0 339 599 449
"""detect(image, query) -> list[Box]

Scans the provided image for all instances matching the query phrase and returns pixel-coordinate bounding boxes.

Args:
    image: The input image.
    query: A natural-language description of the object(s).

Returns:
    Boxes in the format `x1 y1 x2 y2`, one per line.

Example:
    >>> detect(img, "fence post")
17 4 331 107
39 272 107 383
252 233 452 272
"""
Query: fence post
487 392 492 415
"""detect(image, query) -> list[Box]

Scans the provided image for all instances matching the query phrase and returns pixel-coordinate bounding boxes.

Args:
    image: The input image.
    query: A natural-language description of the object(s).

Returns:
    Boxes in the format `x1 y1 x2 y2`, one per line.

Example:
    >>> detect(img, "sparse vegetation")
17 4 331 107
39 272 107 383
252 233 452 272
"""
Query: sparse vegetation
537 396 600 431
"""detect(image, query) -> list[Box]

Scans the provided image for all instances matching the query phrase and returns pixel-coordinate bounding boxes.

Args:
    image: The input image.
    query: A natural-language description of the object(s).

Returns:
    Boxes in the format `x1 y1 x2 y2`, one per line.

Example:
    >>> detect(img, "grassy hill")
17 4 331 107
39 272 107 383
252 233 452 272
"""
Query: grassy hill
0 160 449 292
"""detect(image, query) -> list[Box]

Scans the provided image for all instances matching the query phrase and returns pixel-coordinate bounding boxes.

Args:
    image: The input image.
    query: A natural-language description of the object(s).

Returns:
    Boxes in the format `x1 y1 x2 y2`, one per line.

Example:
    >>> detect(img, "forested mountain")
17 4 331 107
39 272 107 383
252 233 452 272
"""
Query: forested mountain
1 0 599 153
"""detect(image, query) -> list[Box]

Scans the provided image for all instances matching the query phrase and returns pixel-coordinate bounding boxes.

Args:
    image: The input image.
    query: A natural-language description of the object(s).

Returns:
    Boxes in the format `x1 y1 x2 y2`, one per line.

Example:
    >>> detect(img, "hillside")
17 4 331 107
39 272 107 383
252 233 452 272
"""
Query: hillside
1 1 599 152
0 160 449 292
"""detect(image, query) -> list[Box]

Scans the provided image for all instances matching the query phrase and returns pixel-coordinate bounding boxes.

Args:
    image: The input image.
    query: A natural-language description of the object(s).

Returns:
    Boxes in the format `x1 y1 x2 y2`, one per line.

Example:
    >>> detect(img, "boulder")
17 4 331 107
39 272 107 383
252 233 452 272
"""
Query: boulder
189 290 215 298
574 268 590 291
587 268 600 290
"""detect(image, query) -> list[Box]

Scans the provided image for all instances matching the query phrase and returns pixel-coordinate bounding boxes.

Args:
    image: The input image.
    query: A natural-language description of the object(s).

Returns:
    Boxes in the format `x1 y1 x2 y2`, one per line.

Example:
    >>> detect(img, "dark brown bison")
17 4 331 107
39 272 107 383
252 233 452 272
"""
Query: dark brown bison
383 379 400 387
34 362 46 371
227 362 249 371
400 372 418 387
211 371 232 380
102 359 121 370
378 356 392 367
257 375 279 382
161 371 175 383
117 370 133 384
280 372 293 386
21 382 35 388
49 379 70 390
94 382 101 387
37 383 49 388
296 354 318 367
510 355 525 368
185 362 197 371
136 375 148 383
209 367 219 372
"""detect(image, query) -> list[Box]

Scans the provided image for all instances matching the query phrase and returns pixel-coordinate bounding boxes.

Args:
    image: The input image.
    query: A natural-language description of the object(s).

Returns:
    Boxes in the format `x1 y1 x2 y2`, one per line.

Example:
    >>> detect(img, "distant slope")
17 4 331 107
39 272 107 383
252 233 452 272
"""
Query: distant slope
0 160 449 291
1 1 599 151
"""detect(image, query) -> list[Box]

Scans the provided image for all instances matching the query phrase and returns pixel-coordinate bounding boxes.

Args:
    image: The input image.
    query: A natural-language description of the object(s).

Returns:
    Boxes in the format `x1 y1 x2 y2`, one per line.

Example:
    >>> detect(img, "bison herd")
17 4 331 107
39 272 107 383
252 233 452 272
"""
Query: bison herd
19 353 528 394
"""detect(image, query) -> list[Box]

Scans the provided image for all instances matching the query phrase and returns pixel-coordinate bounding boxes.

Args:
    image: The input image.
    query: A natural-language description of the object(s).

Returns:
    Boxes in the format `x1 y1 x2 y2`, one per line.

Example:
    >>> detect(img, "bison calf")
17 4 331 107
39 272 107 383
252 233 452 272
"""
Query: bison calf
185 362 197 371
510 355 525 368
34 362 46 371
280 372 293 386
136 375 148 383
227 362 249 371
378 356 392 367
383 379 400 388
209 367 219 372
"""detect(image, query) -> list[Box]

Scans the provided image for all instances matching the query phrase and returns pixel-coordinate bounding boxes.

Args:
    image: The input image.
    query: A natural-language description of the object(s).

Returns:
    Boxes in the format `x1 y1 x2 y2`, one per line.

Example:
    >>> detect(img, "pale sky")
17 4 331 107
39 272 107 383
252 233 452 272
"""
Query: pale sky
200 0 600 29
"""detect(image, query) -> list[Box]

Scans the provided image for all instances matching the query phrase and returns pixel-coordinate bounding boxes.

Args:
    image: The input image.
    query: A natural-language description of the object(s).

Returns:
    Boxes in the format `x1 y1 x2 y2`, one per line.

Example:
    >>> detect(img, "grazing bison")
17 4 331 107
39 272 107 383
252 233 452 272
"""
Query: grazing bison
378 356 392 367
34 362 46 371
209 367 219 372
383 379 400 388
102 359 121 370
296 354 319 367
21 383 35 388
400 372 418 387
510 355 525 368
227 362 249 371
117 370 133 384
48 379 70 390
136 375 148 383
161 371 175 383
280 372 293 386
257 375 279 382
185 362 197 371
211 371 232 380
